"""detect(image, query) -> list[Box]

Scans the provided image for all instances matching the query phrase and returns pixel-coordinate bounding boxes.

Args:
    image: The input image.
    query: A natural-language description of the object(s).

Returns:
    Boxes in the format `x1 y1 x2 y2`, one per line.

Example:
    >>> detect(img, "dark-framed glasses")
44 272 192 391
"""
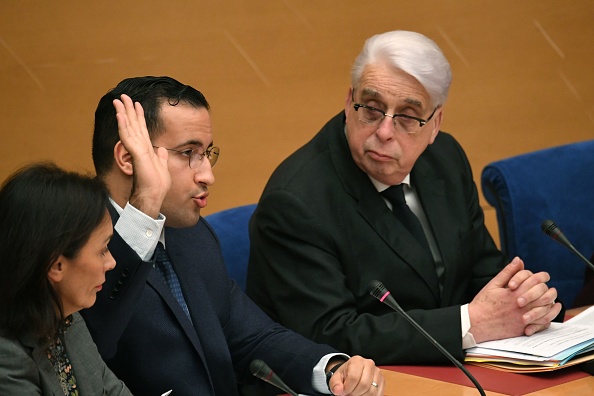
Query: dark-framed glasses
353 103 437 134
152 145 220 168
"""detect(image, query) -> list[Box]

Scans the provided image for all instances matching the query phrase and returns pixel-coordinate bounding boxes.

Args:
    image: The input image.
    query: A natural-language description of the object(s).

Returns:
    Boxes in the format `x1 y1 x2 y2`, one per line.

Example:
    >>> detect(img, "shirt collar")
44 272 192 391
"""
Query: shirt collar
369 174 411 193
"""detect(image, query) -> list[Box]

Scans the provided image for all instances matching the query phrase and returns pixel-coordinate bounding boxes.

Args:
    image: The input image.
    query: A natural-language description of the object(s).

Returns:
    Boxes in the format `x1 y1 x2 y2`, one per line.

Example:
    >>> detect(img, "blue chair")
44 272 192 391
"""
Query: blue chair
204 204 257 291
481 140 594 307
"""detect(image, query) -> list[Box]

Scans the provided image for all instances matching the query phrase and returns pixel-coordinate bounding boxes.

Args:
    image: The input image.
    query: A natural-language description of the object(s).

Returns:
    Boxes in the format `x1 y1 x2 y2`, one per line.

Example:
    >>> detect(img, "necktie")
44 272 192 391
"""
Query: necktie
381 184 432 254
155 243 192 321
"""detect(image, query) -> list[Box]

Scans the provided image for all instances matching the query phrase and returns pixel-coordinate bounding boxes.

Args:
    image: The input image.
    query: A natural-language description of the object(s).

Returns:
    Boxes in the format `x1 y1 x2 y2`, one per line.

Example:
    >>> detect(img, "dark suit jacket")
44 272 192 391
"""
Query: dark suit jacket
82 207 335 396
0 313 131 395
247 111 507 365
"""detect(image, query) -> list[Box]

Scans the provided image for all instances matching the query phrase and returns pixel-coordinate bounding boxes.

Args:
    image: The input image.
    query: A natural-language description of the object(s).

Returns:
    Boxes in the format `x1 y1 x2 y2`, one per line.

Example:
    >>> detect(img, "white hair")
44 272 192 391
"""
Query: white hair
351 31 452 107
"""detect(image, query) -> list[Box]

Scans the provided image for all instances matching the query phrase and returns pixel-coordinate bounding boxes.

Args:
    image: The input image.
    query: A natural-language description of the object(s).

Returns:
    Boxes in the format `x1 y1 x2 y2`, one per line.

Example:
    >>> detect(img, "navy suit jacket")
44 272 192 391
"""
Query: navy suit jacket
82 207 335 395
247 111 507 364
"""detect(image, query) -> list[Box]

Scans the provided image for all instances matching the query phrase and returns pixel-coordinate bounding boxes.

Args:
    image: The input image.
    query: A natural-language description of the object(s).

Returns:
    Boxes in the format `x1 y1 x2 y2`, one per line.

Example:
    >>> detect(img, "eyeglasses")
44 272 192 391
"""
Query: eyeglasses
352 102 437 134
152 145 220 168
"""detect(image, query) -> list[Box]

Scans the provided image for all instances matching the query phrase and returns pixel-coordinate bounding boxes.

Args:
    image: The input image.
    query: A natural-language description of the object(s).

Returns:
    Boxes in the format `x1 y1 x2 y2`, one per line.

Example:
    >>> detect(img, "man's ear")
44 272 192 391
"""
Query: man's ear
113 140 134 176
47 256 65 283
344 87 354 123
428 107 444 145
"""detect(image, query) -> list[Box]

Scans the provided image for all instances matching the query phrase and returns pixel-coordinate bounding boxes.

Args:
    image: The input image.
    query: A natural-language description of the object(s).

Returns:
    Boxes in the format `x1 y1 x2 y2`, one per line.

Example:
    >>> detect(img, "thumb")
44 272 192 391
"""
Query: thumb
155 146 169 164
328 364 348 396
330 377 345 396
486 257 522 289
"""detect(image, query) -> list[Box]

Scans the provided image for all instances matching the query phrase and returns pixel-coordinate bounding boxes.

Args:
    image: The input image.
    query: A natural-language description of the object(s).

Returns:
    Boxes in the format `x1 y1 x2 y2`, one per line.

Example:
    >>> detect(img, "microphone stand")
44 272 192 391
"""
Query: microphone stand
250 359 299 396
368 280 486 396
541 219 594 273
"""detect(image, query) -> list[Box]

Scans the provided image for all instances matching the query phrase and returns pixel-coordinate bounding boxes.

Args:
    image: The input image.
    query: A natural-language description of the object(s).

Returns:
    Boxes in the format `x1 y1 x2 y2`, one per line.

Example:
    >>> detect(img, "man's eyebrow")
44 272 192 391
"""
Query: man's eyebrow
175 140 213 149
403 98 423 108
361 87 380 97
360 88 424 108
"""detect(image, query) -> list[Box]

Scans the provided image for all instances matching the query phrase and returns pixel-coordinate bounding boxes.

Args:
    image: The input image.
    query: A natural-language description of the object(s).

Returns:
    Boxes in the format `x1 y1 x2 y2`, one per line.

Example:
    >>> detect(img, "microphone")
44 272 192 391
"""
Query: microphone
367 280 486 396
249 359 299 396
541 219 594 273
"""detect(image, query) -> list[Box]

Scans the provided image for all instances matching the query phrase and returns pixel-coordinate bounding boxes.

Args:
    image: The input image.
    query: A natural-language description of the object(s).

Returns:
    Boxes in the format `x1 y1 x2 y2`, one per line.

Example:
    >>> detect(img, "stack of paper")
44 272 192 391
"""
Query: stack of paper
465 306 594 373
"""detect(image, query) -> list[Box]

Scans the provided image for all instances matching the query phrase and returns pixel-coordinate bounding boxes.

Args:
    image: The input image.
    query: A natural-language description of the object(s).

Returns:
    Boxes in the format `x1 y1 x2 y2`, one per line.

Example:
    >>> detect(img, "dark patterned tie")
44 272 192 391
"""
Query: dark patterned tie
381 184 432 254
155 243 192 321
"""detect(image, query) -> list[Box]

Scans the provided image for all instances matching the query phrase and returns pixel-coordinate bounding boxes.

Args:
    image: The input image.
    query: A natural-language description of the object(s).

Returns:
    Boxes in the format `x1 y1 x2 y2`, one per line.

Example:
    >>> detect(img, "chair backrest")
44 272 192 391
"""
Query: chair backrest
481 140 594 306
204 204 257 291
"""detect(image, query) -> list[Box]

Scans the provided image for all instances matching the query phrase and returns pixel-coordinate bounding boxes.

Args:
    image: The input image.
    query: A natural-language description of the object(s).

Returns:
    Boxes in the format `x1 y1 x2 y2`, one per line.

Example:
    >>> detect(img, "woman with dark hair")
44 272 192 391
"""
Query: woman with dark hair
0 163 132 395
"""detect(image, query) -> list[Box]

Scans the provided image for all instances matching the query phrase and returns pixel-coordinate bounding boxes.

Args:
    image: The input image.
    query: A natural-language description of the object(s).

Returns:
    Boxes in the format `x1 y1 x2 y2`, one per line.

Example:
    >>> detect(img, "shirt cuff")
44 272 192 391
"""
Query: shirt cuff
461 303 477 349
312 353 350 394
114 202 165 261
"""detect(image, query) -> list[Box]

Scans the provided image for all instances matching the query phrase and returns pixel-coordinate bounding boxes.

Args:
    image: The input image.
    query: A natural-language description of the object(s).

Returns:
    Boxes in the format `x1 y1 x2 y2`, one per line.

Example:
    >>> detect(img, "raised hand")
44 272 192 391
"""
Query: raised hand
113 94 171 218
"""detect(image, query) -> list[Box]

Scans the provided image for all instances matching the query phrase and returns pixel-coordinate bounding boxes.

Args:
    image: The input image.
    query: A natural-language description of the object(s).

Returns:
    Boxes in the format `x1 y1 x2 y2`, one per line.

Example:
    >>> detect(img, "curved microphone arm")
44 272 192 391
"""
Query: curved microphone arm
541 219 594 273
368 280 486 396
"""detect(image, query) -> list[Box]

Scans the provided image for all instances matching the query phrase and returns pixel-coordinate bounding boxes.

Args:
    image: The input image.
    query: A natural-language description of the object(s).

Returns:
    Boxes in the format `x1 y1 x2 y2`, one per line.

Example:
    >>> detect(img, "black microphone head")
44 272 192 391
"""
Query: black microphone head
249 359 269 380
541 219 558 236
249 359 298 396
367 280 387 300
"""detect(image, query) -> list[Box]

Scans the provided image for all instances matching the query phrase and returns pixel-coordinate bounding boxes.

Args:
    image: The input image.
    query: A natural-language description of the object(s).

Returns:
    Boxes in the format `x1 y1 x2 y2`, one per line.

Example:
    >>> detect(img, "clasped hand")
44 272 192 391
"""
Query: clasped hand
469 257 562 343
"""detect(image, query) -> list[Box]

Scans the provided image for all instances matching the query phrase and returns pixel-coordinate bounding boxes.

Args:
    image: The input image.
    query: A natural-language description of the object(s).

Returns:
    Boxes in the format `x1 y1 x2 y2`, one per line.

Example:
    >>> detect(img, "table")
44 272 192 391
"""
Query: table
378 305 594 395
380 366 594 395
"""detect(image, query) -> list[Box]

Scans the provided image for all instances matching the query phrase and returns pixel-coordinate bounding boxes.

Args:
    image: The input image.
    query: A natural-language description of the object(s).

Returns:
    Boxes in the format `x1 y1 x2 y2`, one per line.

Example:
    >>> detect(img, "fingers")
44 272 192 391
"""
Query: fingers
112 94 154 158
121 94 140 132
517 273 557 308
523 296 562 325
504 257 553 310
113 99 129 135
512 270 550 295
524 302 562 335
113 95 137 132
485 257 524 289
506 257 539 290
329 356 383 396
134 100 146 129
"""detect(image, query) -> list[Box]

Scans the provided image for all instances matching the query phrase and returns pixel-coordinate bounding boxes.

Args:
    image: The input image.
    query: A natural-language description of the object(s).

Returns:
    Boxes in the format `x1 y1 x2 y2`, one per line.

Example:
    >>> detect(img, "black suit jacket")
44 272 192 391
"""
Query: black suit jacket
82 207 336 395
247 112 506 364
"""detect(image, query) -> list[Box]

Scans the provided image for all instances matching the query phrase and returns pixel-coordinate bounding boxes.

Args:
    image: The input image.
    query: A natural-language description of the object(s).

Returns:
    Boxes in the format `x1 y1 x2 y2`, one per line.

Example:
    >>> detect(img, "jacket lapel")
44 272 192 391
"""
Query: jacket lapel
412 155 467 306
23 337 65 396
165 227 236 394
146 271 206 351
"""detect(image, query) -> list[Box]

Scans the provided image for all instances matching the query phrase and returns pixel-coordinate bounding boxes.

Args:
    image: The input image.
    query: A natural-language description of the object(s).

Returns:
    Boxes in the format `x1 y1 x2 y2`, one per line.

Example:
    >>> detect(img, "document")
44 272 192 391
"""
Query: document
464 306 594 372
